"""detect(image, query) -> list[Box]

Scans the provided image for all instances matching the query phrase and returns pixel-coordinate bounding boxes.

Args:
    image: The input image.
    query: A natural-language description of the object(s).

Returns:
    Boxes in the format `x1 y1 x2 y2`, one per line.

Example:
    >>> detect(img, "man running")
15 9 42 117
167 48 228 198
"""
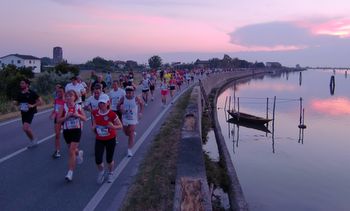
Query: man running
14 79 42 148
139 73 151 106
118 86 144 157
108 80 125 120
65 76 86 105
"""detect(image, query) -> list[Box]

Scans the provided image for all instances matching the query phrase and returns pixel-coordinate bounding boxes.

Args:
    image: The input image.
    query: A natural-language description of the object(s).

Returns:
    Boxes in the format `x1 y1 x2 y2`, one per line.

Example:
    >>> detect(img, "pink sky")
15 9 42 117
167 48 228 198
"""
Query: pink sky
1 0 350 66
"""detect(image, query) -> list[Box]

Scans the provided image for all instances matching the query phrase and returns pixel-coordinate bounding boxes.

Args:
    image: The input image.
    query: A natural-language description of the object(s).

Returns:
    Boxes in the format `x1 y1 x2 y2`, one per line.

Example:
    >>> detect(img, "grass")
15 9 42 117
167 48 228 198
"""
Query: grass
121 89 192 211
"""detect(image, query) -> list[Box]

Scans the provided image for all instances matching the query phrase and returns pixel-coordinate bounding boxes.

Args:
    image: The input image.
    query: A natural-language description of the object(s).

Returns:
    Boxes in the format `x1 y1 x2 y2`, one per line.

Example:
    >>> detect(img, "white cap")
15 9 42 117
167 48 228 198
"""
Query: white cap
98 94 109 104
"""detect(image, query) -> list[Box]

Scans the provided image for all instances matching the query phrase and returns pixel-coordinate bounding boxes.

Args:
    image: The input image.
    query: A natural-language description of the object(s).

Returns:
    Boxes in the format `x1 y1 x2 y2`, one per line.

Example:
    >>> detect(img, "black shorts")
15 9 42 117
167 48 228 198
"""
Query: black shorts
63 129 82 144
95 138 116 164
169 86 176 90
112 110 122 121
150 85 155 91
142 89 149 93
21 111 35 124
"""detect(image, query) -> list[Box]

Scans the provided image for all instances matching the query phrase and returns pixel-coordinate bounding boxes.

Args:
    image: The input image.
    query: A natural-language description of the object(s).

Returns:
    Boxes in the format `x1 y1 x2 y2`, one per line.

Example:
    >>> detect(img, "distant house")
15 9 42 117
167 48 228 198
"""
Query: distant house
114 60 126 69
0 54 41 73
194 59 210 68
266 62 282 68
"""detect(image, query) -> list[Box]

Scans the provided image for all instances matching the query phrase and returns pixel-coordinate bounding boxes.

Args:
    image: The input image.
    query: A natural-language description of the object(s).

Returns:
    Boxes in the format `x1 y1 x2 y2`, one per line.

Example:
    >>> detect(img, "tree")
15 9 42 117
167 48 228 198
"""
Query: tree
55 62 80 76
148 55 162 69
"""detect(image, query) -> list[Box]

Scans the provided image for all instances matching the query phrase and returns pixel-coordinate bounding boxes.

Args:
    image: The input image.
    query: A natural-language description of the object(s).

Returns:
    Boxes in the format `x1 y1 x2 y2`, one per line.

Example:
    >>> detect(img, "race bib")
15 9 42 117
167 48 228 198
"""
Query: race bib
20 103 29 112
125 111 134 120
54 104 62 112
96 126 109 137
66 117 80 129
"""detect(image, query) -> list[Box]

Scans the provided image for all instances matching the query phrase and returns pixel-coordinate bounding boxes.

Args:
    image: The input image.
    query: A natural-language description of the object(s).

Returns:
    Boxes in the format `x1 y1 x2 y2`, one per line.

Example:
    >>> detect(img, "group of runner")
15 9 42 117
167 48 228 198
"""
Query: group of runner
14 68 200 183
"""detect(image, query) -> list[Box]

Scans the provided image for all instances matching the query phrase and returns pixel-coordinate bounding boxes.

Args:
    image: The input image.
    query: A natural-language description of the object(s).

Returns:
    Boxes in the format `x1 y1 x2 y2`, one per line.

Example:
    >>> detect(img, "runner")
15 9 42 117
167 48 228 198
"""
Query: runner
65 76 86 105
139 74 151 106
108 80 125 120
118 86 144 157
160 78 169 107
14 79 42 148
49 85 65 158
84 83 109 112
149 72 156 101
57 90 87 182
168 76 176 101
77 76 88 102
92 94 122 184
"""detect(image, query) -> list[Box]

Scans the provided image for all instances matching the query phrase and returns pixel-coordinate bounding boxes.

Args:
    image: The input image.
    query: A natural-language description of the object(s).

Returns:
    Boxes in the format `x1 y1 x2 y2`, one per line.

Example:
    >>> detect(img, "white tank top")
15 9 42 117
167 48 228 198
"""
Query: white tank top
62 104 83 130
122 97 138 125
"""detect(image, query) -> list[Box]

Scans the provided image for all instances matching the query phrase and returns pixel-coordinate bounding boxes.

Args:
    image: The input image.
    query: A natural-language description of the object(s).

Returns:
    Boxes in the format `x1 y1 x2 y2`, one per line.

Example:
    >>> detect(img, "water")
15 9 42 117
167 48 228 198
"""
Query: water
215 69 350 211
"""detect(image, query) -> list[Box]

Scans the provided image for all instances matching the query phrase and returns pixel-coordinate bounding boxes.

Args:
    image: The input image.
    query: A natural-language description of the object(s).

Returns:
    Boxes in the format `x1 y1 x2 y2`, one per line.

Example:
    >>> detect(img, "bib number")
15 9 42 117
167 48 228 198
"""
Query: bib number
66 117 80 129
96 126 109 137
20 103 29 112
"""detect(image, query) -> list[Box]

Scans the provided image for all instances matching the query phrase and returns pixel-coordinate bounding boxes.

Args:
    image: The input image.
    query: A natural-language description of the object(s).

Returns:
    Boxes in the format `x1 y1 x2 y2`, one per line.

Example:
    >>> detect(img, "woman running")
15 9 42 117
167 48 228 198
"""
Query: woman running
160 78 169 107
49 85 65 158
57 90 87 182
92 95 122 184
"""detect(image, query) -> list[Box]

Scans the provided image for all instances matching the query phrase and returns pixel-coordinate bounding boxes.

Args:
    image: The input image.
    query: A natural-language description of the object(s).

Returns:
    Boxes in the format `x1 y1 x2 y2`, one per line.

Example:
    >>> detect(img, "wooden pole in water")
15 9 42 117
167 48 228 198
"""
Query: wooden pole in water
266 97 269 119
299 97 302 126
237 97 240 121
272 96 276 153
233 90 236 111
228 96 231 112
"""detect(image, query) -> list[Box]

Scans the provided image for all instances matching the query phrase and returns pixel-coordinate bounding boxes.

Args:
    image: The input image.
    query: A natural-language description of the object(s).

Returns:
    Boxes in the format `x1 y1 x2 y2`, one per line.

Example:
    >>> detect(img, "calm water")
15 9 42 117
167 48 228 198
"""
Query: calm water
216 69 350 211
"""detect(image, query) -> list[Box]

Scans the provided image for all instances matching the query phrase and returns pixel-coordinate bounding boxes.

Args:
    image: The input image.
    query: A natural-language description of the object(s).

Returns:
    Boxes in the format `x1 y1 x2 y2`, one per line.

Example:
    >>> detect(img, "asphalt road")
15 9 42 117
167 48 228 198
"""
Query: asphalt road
0 80 197 211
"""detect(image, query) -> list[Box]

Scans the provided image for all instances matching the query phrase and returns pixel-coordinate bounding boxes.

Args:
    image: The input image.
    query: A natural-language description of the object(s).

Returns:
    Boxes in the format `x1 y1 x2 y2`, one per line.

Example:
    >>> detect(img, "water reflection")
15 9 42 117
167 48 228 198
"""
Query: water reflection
310 97 350 116
216 69 350 211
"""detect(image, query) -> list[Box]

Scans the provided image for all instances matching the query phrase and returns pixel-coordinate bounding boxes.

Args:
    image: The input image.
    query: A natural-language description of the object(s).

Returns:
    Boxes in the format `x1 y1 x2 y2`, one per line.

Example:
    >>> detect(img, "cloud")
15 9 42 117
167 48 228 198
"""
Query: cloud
229 21 345 49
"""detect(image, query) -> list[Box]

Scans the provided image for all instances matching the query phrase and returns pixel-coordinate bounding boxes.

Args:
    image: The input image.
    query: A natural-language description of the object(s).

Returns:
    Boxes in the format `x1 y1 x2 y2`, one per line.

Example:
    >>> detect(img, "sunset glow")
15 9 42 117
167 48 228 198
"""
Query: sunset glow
310 97 350 116
1 0 350 65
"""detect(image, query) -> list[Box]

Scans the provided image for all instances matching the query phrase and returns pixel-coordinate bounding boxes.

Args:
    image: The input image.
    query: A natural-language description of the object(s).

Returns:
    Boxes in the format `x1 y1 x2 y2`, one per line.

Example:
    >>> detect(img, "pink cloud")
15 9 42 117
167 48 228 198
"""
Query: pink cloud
310 97 350 116
301 18 350 38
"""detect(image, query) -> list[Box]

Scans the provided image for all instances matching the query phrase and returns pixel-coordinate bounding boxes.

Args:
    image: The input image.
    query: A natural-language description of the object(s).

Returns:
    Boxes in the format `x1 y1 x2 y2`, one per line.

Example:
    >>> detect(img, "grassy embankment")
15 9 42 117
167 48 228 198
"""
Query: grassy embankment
121 89 192 211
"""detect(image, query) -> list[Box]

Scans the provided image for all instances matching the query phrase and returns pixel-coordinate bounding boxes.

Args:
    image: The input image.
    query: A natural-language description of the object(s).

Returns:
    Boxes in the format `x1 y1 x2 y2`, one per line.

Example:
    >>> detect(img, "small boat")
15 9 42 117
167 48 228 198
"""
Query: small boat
227 110 272 124
227 118 271 133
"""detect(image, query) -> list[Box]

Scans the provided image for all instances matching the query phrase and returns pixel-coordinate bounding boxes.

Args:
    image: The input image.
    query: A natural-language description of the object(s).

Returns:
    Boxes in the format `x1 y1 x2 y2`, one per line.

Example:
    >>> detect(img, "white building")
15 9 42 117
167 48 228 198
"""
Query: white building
0 54 41 73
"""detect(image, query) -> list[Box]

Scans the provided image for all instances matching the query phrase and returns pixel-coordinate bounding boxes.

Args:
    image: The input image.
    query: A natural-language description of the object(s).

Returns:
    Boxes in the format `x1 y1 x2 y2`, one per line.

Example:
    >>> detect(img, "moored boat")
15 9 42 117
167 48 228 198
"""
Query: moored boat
227 110 272 124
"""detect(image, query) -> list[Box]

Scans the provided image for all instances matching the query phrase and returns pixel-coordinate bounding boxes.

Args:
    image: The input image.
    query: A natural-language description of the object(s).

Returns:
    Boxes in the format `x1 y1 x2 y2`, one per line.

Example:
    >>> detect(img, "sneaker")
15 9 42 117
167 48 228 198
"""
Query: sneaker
127 149 133 157
151 97 154 101
107 172 113 183
27 139 38 149
76 150 84 164
145 103 148 106
65 170 73 182
97 170 105 184
52 150 61 159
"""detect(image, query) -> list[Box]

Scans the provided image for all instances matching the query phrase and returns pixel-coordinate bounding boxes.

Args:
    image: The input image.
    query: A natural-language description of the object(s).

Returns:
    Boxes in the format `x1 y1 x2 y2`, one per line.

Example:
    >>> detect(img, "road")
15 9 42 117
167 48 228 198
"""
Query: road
0 80 197 211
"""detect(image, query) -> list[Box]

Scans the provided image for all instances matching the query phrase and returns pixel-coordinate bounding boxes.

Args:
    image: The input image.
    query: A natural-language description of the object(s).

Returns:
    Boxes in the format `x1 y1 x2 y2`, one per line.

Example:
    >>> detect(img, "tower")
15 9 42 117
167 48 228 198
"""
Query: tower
53 46 63 65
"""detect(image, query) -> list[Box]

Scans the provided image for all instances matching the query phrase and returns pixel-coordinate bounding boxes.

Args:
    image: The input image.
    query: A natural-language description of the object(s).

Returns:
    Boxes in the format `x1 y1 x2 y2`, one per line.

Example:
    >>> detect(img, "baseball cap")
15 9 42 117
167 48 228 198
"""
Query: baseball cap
98 94 109 104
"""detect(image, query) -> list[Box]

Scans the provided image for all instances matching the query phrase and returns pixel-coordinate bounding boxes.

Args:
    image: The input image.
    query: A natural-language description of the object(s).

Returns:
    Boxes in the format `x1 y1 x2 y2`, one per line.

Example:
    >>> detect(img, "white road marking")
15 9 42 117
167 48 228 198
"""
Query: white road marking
0 109 53 127
0 117 92 164
0 133 55 164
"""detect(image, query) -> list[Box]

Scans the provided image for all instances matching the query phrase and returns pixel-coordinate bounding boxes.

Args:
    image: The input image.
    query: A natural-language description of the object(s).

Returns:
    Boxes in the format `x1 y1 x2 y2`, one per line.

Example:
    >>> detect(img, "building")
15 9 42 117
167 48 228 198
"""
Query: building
0 54 41 73
194 59 210 68
53 46 63 65
266 62 282 68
